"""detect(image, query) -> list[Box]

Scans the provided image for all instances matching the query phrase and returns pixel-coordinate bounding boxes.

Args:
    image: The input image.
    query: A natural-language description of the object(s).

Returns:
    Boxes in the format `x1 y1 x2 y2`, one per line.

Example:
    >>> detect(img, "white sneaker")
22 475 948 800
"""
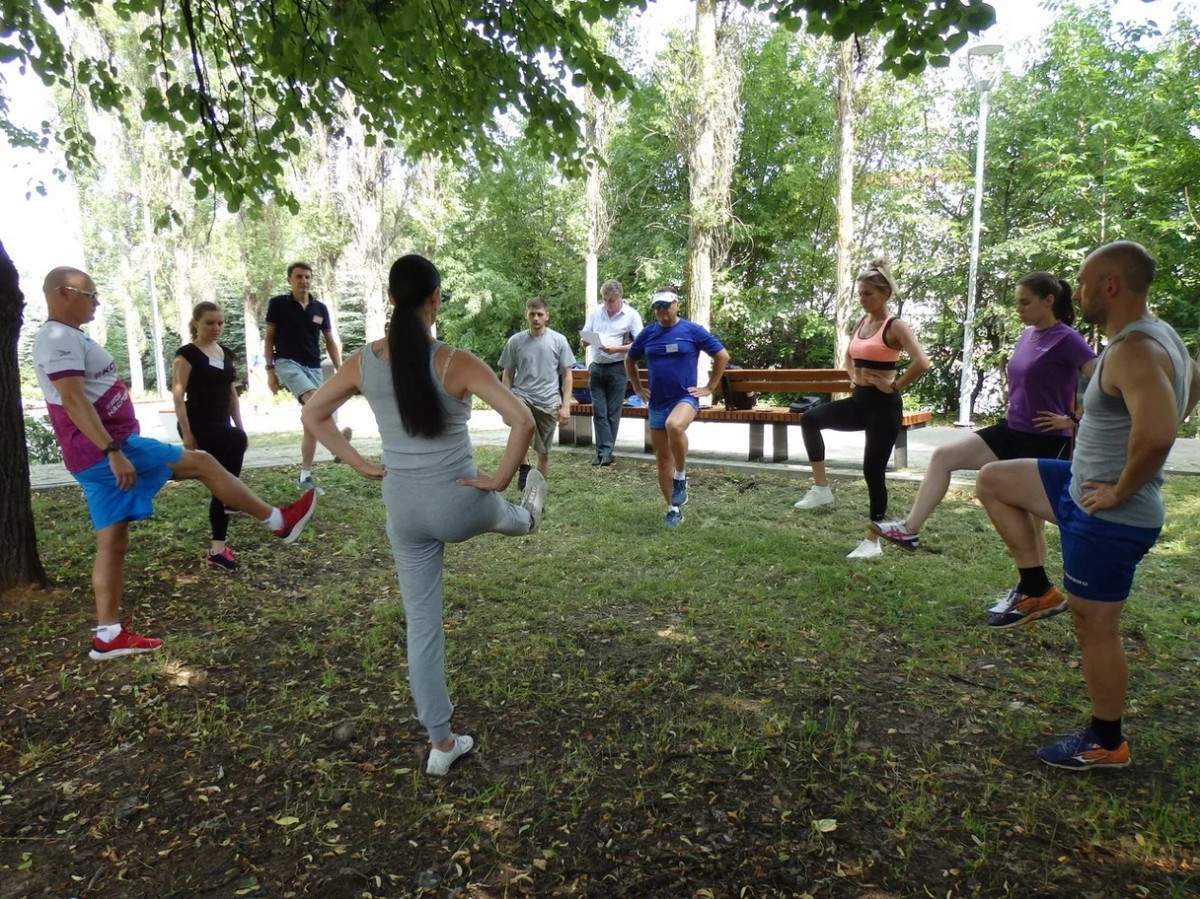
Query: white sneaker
297 475 326 497
426 733 475 776
846 538 883 559
793 485 834 510
521 469 546 533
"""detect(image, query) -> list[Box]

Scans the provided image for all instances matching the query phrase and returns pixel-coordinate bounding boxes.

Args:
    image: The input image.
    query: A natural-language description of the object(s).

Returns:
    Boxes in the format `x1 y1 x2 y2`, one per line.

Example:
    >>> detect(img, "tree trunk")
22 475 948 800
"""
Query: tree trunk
243 292 267 396
583 83 611 321
122 288 146 396
832 39 858 371
141 185 167 397
686 0 720 397
0 240 49 593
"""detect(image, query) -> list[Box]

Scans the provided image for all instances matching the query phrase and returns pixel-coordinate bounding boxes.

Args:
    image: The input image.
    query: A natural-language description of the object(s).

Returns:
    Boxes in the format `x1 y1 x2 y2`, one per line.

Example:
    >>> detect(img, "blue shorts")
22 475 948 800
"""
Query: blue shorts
73 435 184 531
275 358 324 403
1038 459 1161 602
649 397 700 430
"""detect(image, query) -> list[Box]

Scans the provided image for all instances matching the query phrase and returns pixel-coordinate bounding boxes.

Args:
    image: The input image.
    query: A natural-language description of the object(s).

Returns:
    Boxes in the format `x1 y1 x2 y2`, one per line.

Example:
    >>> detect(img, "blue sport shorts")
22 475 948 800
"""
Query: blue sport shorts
73 434 184 531
1038 459 1161 602
649 397 700 430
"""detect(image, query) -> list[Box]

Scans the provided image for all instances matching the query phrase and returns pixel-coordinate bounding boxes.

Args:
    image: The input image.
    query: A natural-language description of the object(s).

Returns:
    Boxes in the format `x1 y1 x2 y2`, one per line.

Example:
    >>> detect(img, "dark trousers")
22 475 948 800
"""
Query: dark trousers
190 423 249 541
800 386 902 522
589 361 628 460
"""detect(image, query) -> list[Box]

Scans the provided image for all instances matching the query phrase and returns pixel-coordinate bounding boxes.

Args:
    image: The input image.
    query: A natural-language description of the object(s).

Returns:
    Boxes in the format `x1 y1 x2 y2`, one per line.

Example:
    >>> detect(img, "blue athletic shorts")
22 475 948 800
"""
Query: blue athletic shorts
275 358 324 403
649 397 700 430
1038 459 1161 602
73 435 184 531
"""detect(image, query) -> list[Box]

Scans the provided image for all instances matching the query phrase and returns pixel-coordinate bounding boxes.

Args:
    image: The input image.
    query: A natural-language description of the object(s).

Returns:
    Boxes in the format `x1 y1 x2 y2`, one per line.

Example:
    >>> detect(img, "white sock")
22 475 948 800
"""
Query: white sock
668 504 680 512
299 469 312 481
95 623 122 643
674 470 686 480
265 508 283 530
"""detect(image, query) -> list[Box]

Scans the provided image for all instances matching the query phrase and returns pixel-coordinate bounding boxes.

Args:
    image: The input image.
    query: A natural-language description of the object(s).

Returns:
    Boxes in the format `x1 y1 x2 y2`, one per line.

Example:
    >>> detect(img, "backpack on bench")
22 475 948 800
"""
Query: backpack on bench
721 364 758 411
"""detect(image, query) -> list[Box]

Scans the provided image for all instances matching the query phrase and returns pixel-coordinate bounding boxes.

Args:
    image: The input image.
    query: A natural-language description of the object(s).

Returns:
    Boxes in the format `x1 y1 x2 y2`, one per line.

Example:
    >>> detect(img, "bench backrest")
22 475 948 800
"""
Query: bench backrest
723 368 851 395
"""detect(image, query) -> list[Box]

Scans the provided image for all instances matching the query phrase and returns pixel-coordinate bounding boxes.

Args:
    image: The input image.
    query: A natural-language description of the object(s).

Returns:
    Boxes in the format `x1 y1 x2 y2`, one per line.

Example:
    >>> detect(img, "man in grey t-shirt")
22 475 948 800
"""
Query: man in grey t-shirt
499 297 576 488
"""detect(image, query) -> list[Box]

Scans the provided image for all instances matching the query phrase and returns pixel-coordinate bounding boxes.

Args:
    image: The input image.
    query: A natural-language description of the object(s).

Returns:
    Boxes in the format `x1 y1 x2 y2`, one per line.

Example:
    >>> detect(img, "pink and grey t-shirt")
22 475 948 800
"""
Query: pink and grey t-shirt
33 320 139 473
1005 322 1095 436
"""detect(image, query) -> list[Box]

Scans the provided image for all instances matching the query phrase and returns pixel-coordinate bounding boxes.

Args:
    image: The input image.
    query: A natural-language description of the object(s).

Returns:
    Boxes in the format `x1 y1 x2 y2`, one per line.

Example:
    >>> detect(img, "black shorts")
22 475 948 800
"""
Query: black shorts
976 419 1071 462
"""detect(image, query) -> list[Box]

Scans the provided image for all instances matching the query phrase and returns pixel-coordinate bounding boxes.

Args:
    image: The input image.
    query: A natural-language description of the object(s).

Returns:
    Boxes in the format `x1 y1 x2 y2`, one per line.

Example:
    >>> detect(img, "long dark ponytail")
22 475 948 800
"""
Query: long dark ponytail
1017 271 1074 326
387 254 446 438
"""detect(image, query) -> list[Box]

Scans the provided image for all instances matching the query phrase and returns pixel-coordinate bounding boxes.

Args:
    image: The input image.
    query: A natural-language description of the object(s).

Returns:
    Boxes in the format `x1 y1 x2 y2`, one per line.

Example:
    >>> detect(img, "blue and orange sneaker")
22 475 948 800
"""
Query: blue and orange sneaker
987 585 1068 630
664 506 684 529
1037 727 1130 770
670 477 688 506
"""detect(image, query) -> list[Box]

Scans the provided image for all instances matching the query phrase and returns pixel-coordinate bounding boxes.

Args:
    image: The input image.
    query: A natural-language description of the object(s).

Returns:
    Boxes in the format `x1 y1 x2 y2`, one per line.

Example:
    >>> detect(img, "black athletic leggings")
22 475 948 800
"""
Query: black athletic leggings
800 386 902 522
189 423 249 542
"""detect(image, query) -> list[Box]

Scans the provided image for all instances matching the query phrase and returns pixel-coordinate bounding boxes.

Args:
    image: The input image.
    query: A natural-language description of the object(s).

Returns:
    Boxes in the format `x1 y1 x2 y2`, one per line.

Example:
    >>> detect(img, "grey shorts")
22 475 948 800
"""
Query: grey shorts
275 358 324 403
523 399 560 454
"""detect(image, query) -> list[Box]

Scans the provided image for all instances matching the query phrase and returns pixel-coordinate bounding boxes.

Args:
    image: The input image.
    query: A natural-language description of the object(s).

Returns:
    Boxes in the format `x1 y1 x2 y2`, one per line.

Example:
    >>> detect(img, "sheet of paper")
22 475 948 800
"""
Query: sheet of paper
580 329 608 347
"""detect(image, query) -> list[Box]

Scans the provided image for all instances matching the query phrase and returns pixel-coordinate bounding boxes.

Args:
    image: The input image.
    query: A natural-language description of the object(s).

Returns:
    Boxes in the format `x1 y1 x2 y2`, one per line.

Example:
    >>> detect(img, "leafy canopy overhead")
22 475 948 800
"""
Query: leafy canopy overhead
0 0 995 210
778 0 996 73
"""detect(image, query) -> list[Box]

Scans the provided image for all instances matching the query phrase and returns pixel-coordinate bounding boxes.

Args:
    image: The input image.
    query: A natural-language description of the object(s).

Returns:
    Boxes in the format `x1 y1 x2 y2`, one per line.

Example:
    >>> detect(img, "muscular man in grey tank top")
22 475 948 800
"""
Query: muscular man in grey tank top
975 241 1199 771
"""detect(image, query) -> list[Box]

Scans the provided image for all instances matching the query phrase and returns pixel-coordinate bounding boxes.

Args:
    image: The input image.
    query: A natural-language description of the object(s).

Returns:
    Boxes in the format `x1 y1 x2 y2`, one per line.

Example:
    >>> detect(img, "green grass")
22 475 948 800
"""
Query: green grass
2 449 1199 897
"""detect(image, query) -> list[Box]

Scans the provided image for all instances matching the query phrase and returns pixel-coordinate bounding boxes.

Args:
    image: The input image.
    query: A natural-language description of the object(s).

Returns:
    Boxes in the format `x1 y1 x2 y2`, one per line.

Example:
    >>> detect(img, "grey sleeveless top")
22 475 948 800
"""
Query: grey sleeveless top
1070 317 1190 528
359 339 475 478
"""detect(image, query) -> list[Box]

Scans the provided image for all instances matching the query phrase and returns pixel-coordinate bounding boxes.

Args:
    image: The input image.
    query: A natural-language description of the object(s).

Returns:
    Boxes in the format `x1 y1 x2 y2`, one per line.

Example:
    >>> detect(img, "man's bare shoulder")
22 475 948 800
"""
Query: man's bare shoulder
1103 330 1174 389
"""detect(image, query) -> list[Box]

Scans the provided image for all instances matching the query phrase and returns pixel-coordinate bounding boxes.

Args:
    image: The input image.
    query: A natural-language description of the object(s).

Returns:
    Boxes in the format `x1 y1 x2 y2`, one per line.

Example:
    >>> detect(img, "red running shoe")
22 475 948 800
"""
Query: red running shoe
274 489 316 544
89 628 163 660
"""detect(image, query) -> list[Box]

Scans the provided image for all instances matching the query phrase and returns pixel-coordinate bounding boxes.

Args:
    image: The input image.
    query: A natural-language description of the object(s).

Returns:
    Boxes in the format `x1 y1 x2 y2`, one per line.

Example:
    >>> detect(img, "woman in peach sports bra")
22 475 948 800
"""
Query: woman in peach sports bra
792 259 930 558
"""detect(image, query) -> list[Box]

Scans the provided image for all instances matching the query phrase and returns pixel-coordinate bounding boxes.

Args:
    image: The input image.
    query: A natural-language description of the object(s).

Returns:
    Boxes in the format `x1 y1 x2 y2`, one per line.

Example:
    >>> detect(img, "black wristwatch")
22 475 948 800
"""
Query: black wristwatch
102 440 122 456
265 363 276 371
1068 412 1080 425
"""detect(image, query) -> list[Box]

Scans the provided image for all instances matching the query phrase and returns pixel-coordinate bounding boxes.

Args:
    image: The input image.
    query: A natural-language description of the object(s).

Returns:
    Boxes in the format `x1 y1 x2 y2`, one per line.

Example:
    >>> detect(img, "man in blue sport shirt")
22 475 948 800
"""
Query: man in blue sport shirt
625 287 729 529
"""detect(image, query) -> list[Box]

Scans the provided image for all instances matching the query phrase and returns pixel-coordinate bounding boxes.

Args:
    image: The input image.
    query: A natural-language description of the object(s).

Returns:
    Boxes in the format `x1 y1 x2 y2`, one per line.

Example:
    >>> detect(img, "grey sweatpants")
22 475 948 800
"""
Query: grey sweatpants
383 469 532 743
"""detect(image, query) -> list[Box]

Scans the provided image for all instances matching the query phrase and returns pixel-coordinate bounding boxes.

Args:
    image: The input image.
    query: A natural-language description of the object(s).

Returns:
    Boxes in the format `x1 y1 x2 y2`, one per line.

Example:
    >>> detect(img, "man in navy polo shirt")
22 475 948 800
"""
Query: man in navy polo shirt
264 261 346 492
625 287 729 528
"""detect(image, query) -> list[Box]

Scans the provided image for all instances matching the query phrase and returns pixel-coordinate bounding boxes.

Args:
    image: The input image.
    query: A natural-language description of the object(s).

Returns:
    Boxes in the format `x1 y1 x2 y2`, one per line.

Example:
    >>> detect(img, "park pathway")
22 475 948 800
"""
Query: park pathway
27 395 1200 491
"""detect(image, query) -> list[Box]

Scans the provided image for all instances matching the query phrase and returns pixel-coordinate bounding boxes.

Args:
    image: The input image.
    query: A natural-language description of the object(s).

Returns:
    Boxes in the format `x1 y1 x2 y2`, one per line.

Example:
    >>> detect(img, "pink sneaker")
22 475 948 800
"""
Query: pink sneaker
274 489 316 544
89 628 163 660
206 547 239 571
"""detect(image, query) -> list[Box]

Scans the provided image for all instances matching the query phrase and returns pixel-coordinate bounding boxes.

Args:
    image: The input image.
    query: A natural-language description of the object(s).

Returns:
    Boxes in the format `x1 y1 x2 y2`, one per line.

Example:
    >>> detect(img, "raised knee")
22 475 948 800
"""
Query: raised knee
975 466 999 500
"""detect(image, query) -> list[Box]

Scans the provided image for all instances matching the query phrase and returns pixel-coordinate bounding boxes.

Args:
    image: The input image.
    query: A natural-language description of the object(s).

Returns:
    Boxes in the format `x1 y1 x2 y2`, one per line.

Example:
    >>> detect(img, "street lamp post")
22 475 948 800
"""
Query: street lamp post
956 43 1004 428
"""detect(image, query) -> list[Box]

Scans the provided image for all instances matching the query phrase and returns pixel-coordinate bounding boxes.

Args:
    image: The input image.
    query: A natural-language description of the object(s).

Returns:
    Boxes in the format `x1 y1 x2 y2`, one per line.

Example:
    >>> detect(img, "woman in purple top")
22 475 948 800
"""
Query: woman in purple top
872 272 1096 552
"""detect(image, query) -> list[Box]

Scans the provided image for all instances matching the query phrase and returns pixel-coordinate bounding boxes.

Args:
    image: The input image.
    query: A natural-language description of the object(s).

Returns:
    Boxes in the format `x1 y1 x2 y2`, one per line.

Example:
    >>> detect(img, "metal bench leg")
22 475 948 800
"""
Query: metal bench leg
559 416 575 446
894 428 908 469
748 423 764 461
771 423 789 463
643 419 653 454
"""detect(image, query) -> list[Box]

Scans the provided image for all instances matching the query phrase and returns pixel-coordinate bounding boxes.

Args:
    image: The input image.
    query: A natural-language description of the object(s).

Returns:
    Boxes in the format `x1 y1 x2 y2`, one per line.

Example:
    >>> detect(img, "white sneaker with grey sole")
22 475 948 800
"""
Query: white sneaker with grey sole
521 469 546 533
793 485 834 510
846 538 883 559
426 733 475 776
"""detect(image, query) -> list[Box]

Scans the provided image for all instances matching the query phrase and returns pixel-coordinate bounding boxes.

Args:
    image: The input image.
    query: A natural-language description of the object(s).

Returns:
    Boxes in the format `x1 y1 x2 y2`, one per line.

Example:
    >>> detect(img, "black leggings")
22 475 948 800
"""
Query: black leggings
800 386 902 522
190 423 249 542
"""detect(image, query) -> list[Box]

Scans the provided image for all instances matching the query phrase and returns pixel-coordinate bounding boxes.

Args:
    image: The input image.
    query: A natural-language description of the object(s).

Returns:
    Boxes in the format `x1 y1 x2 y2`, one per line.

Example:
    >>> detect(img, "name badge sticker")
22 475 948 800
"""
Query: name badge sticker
666 343 679 354
208 356 226 369
312 315 324 325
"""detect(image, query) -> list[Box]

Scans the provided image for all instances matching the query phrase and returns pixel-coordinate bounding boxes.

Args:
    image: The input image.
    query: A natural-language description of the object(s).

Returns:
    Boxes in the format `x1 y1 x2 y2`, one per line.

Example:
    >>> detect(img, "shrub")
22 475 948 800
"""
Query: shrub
24 416 62 465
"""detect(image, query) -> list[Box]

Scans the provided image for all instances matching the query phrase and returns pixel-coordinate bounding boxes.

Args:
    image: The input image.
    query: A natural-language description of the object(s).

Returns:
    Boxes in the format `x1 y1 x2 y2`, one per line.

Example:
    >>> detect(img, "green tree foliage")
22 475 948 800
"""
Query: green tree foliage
722 27 840 367
776 0 995 75
1 1 995 214
435 137 587 364
1 0 633 212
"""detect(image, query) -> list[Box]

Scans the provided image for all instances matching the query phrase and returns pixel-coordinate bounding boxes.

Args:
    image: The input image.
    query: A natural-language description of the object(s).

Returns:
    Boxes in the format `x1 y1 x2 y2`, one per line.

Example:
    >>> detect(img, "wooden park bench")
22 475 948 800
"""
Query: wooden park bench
559 368 933 468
